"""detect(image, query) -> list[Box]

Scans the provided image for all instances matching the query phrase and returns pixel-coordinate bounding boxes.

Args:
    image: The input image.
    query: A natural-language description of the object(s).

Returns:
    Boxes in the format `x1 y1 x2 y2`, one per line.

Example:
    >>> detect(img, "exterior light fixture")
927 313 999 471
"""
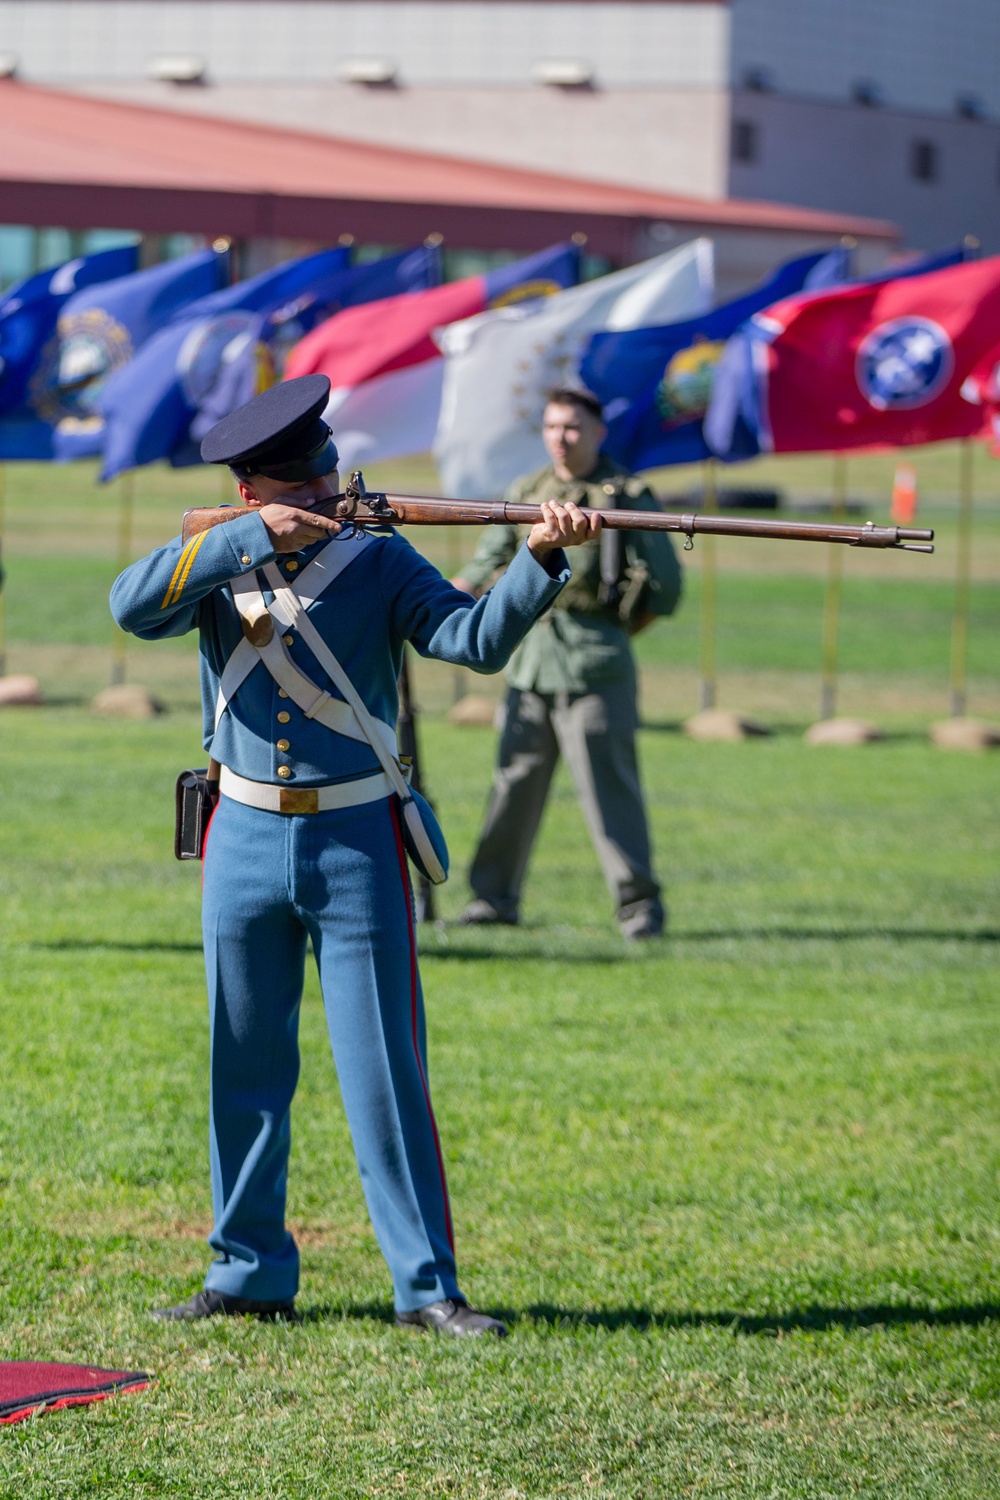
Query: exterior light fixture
531 60 594 89
338 58 398 86
146 54 207 84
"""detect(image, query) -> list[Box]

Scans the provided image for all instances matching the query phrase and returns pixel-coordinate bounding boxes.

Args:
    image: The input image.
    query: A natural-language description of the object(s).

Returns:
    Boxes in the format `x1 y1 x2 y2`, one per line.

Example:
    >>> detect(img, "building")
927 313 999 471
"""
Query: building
0 0 993 255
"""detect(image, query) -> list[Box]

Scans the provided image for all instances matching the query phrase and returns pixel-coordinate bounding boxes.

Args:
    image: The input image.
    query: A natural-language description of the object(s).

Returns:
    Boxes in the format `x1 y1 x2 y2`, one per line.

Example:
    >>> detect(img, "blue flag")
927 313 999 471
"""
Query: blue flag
0 245 139 458
99 245 441 479
49 249 228 461
581 247 850 471
481 242 581 306
704 242 977 463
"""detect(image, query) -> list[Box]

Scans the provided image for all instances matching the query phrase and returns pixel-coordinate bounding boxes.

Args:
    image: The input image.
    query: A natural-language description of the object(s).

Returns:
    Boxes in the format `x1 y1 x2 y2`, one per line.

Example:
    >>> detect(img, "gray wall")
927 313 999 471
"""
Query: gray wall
729 91 1000 253
730 0 1000 119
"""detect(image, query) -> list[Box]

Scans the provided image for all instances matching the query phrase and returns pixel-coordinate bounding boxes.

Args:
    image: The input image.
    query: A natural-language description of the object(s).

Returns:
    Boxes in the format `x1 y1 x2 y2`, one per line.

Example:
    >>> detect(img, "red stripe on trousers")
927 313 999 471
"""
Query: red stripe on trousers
389 799 455 1254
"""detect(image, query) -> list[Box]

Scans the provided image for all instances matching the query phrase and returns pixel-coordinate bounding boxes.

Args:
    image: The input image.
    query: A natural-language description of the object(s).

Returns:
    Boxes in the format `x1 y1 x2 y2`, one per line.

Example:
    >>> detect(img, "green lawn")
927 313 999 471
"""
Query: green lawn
0 707 997 1498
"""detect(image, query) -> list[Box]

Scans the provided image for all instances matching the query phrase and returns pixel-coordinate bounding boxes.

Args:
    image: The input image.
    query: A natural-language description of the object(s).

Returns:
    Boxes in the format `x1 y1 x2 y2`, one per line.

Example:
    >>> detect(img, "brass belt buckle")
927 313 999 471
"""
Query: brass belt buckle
279 787 319 815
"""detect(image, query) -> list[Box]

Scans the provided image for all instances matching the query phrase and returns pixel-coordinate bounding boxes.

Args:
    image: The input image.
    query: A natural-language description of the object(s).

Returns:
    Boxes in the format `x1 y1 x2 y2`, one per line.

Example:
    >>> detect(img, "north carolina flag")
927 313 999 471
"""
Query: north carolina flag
285 243 580 469
715 254 1000 455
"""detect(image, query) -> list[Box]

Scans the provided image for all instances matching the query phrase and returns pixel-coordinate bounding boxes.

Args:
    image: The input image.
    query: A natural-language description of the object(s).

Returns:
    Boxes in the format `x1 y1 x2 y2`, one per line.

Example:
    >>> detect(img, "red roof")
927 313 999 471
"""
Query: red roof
0 81 897 253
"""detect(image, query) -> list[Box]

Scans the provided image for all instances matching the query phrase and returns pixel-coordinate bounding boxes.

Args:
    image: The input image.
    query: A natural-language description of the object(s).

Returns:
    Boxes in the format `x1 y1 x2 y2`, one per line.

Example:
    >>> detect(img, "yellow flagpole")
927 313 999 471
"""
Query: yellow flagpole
819 453 847 720
0 463 7 678
109 472 135 686
698 458 718 710
949 439 975 718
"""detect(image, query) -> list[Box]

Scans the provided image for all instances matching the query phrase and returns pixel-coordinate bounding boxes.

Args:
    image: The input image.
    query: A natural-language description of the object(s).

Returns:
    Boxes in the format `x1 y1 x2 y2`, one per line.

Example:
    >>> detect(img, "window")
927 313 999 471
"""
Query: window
911 140 938 182
731 120 758 165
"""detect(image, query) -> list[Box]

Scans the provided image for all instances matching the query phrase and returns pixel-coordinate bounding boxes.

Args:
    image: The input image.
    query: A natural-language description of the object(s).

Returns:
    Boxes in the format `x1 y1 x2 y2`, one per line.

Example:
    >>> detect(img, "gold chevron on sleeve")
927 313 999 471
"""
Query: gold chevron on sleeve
161 531 209 609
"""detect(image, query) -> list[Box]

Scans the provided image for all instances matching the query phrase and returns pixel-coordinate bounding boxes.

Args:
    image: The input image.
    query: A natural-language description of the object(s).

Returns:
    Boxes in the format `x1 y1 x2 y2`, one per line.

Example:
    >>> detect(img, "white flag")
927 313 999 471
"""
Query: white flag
433 240 714 498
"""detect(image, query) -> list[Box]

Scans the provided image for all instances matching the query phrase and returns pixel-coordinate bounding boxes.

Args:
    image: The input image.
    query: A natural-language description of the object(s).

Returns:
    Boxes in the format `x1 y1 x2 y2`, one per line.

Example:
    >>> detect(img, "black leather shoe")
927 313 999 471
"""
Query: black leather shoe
151 1289 299 1323
396 1298 507 1338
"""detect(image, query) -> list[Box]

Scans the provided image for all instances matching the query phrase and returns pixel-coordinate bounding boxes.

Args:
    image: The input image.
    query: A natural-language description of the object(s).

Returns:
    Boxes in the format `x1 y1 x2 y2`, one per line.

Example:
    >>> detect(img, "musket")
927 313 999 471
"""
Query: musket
182 471 935 552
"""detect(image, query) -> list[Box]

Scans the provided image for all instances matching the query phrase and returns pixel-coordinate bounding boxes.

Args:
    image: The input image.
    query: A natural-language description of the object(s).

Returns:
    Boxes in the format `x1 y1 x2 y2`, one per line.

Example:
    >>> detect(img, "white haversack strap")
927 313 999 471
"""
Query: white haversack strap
263 562 447 885
214 534 374 734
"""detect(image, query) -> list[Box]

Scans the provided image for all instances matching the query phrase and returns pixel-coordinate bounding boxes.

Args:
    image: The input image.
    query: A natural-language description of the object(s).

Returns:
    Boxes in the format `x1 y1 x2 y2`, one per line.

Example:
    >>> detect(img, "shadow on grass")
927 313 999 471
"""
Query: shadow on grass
320 1301 1000 1336
516 1302 1000 1335
415 926 999 962
670 927 1000 944
26 928 999 960
29 939 203 953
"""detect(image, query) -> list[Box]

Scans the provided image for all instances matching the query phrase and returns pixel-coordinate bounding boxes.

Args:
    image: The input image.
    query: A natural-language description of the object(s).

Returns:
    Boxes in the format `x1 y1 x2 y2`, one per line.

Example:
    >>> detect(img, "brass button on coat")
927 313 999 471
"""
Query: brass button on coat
283 634 294 646
276 738 290 752
277 711 290 724
277 765 292 779
285 559 299 572
241 554 252 565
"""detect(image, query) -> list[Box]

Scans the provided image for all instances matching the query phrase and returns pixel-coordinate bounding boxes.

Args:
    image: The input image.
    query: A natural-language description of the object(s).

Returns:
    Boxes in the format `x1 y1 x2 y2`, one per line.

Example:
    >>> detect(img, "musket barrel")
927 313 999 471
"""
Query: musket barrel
181 485 935 552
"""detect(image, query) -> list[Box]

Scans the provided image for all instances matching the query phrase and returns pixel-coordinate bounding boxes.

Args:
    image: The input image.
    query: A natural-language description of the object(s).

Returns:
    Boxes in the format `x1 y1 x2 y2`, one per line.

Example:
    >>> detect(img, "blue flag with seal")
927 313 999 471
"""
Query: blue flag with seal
704 242 978 463
581 247 850 471
98 244 441 479
45 249 228 462
0 244 139 458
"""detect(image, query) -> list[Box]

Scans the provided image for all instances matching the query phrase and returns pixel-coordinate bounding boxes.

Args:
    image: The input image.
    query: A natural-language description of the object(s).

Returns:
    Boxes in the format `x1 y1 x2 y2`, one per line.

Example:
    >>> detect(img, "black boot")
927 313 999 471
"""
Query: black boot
152 1289 299 1323
396 1298 507 1338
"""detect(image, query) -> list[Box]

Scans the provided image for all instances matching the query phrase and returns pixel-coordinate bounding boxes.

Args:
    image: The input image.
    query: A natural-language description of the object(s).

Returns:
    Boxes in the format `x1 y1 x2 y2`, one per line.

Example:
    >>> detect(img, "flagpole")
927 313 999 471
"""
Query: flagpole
698 458 718 711
0 463 7 678
110 472 135 687
819 454 847 720
949 439 975 718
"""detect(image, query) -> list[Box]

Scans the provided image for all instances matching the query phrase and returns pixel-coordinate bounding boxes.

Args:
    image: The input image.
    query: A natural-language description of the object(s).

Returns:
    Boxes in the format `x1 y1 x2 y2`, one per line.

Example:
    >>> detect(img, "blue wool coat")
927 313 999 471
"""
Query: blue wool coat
111 509 568 785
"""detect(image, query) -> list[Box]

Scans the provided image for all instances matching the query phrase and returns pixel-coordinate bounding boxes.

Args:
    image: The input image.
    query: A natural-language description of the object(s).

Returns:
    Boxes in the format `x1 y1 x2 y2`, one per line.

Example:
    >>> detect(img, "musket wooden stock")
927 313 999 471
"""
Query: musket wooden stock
182 475 935 552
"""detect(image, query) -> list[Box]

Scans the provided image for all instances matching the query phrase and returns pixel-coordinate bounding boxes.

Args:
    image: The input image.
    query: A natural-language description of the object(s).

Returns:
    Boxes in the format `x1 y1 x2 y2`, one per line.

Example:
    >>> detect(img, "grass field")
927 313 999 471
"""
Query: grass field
0 705 998 1497
0 450 997 1495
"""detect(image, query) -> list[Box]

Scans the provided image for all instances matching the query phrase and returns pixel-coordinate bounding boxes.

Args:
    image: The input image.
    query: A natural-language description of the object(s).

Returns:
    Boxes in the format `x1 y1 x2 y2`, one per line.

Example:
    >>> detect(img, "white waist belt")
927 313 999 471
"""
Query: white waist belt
220 765 393 816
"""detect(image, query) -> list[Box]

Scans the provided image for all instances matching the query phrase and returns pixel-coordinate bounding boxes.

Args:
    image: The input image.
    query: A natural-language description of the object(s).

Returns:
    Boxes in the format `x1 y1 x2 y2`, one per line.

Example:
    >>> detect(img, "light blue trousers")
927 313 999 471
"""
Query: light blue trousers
200 792 460 1312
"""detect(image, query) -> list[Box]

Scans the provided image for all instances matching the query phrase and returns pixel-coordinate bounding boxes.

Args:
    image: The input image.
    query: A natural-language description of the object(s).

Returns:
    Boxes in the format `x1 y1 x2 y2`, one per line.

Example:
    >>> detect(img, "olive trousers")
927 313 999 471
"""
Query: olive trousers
467 683 662 923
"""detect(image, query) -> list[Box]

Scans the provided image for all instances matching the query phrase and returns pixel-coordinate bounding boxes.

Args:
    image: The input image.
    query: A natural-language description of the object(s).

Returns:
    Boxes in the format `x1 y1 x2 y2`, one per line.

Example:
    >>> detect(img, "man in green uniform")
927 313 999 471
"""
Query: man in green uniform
452 388 682 940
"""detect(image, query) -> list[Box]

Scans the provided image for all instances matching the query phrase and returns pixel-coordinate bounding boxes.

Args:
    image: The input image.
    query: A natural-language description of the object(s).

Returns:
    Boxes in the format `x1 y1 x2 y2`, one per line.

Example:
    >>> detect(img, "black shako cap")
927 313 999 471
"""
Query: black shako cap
199 374 339 482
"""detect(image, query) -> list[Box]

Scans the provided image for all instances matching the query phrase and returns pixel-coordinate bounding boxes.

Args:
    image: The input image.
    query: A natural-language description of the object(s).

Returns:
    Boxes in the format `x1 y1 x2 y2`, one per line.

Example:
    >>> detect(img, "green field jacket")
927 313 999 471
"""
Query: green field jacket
458 455 682 693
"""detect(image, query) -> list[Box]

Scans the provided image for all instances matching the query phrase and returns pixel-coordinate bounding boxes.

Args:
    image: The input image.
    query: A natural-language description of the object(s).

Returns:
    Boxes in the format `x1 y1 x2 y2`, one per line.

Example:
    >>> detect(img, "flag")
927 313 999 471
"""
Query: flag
98 245 438 479
0 245 139 458
49 249 228 461
433 240 714 499
705 245 982 461
286 243 581 471
581 247 849 471
959 339 1000 453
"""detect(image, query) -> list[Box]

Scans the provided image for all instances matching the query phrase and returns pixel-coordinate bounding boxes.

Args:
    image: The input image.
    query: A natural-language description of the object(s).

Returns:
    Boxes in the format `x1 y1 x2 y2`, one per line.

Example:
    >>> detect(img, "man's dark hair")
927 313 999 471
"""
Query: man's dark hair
544 386 604 423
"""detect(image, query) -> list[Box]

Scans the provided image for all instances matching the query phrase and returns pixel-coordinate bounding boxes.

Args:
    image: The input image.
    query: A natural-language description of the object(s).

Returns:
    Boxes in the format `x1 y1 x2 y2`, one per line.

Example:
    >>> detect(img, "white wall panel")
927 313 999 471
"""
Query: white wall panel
0 2 729 86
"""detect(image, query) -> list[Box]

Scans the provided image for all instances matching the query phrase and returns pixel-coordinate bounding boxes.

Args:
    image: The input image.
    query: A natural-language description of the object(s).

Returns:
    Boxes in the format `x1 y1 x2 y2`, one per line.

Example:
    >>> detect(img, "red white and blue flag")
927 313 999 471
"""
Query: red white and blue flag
285 243 580 468
706 253 1000 457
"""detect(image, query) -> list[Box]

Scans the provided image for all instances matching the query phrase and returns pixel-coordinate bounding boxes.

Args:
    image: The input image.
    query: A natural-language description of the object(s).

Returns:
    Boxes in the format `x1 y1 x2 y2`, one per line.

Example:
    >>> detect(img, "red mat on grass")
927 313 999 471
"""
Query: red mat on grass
0 1362 151 1424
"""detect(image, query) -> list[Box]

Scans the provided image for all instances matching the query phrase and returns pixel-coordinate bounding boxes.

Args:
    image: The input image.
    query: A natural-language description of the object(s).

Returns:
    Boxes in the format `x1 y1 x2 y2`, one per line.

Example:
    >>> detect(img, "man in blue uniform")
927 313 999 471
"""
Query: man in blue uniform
111 374 597 1336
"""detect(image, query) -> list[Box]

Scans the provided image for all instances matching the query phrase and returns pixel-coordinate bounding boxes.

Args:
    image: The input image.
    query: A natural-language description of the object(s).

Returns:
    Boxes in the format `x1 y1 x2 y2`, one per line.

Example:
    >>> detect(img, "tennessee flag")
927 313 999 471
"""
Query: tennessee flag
960 340 1000 452
727 254 1000 454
